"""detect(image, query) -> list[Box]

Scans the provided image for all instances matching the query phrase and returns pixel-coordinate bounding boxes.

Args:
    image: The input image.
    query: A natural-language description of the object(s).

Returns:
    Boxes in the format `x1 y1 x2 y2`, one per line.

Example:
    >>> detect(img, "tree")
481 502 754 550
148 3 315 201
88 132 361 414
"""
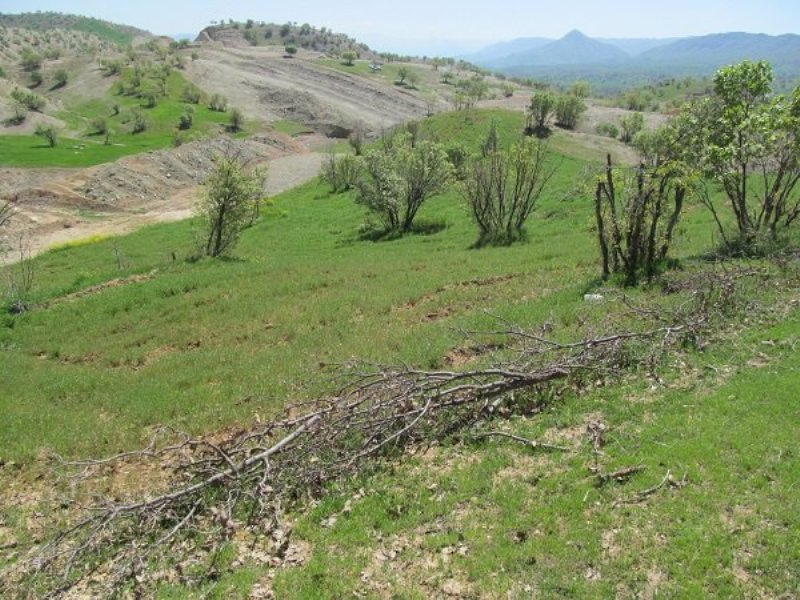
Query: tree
555 94 586 130
397 66 409 85
178 106 194 130
406 70 420 89
29 70 43 88
526 91 556 136
463 133 558 246
356 133 452 233
675 60 800 247
341 51 356 66
198 154 266 257
35 124 59 147
284 45 297 57
619 112 644 143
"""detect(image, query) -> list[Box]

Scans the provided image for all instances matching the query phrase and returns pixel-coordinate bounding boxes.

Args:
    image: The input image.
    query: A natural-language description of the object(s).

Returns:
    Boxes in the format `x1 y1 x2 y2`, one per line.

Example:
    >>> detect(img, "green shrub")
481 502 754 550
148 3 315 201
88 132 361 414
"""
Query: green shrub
130 108 147 134
208 94 228 112
595 122 619 138
89 117 107 135
52 68 68 88
10 88 45 111
34 124 58 147
321 153 364 193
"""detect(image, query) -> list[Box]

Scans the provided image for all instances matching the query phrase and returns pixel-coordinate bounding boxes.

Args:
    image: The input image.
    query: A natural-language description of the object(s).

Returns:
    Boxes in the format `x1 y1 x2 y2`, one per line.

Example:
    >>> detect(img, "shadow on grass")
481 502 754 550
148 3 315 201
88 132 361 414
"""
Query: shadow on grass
358 218 449 242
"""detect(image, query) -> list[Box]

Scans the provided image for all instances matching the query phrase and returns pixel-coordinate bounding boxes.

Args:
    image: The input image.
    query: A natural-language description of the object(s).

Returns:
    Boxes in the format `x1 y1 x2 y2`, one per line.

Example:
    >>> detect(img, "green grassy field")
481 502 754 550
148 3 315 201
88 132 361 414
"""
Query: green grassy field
1 109 797 599
0 70 249 168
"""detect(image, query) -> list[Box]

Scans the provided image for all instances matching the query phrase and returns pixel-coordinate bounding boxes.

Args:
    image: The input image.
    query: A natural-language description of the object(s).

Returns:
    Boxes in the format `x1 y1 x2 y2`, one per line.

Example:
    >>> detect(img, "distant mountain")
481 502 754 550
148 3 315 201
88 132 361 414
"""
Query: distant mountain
463 37 552 63
488 30 630 68
639 32 800 68
599 38 679 56
470 30 800 90
171 33 198 42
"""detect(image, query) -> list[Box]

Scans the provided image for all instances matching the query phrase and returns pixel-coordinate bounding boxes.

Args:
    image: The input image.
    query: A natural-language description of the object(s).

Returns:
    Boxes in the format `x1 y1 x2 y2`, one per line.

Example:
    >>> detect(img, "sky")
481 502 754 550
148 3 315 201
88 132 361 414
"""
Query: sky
1 0 799 55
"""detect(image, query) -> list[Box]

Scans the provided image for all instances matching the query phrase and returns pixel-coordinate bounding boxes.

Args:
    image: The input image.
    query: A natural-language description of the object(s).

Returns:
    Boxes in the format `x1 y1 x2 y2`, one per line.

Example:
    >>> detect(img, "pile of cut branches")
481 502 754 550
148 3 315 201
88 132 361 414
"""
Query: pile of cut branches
3 268 759 598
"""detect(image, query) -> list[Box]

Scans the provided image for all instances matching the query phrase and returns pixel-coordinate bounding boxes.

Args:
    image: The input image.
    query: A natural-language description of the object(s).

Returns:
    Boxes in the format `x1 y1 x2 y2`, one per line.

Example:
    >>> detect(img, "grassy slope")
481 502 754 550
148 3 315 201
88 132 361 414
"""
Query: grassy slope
1 108 796 598
0 109 717 461
0 70 245 168
265 311 800 599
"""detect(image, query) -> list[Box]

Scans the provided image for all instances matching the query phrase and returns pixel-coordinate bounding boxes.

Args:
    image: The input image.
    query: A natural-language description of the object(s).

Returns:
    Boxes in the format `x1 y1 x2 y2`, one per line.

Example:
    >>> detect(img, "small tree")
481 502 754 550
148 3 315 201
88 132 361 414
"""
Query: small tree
52 68 68 88
11 88 45 111
35 124 58 147
321 153 364 193
356 133 452 233
90 117 107 135
198 154 266 257
593 136 688 285
208 94 228 112
178 106 194 130
555 94 586 130
181 84 201 104
406 70 420 90
284 45 297 57
619 112 644 143
130 108 147 133
463 133 558 246
526 91 556 136
397 66 409 85
341 51 356 66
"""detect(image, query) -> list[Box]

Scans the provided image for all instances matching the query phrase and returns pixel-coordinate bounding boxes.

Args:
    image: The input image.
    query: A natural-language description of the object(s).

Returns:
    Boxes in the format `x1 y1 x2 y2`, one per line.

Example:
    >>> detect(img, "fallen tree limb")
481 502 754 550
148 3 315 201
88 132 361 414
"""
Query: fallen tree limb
472 431 570 453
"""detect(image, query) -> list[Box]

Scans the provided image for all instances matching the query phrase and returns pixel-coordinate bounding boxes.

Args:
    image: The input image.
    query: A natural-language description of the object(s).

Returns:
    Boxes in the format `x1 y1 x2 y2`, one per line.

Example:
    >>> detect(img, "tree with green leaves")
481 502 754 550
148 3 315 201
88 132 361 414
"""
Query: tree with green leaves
35 124 59 147
674 60 800 247
526 91 556 136
227 107 244 132
198 154 266 257
619 112 644 143
356 133 452 233
555 94 586 130
52 68 68 89
463 130 558 246
593 128 690 285
341 51 356 66
284 45 297 57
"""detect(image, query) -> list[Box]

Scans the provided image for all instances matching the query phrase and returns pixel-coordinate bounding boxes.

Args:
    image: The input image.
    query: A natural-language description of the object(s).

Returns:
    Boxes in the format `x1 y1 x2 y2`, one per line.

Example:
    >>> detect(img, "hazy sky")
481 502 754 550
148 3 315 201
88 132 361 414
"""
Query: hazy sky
2 0 799 54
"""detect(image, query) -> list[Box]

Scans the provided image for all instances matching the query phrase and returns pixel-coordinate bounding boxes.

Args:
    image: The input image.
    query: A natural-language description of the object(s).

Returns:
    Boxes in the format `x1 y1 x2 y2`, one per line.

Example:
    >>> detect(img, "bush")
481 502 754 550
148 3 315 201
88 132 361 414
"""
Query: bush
28 70 43 88
595 122 619 138
619 112 644 143
208 94 228 112
89 117 107 135
445 143 470 180
20 48 41 71
555 94 586 130
321 153 364 193
11 88 45 111
178 106 194 130
180 84 201 104
526 91 556 136
341 51 356 66
130 108 147 134
284 45 297 57
463 133 558 246
34 124 58 147
52 68 68 88
100 59 122 76
593 149 686 285
198 154 266 257
3 105 27 126
227 107 244 132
